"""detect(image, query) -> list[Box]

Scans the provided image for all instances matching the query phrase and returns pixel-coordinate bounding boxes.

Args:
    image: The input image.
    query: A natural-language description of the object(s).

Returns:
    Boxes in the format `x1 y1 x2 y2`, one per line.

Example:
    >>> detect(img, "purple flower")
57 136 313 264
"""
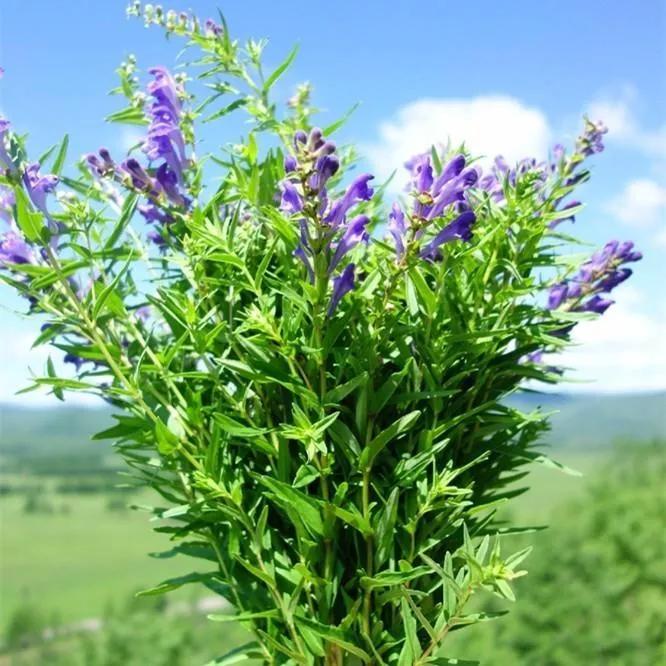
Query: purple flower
434 154 466 191
329 215 369 273
578 294 613 314
155 163 188 207
548 239 641 315
138 202 171 224
327 263 355 316
549 200 581 229
387 203 407 260
23 163 58 216
0 230 35 266
547 283 568 310
147 67 181 116
134 306 152 324
284 155 298 173
280 180 304 214
576 118 608 157
121 158 158 194
420 211 476 261
204 18 223 36
324 174 374 227
147 228 168 248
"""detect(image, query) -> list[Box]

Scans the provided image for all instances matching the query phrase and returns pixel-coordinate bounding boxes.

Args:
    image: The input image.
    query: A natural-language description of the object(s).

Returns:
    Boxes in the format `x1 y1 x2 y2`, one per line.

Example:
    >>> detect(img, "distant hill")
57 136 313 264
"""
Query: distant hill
0 392 664 468
507 391 666 449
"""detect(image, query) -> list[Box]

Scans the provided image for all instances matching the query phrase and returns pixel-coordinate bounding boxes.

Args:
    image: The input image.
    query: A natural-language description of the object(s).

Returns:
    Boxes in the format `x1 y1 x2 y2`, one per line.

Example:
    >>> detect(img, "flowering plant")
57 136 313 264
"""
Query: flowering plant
0 5 641 665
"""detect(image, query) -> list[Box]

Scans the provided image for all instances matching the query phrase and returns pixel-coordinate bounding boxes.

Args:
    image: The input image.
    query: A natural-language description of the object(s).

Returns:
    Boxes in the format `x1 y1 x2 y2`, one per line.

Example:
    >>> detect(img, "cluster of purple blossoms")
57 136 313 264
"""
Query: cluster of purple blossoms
85 66 190 246
576 118 608 157
388 152 478 262
548 240 642 315
475 119 608 231
279 128 374 315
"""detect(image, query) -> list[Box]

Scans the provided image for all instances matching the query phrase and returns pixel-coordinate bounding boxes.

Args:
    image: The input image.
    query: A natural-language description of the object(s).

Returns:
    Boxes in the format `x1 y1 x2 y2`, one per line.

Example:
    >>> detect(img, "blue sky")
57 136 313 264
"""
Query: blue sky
1 0 665 403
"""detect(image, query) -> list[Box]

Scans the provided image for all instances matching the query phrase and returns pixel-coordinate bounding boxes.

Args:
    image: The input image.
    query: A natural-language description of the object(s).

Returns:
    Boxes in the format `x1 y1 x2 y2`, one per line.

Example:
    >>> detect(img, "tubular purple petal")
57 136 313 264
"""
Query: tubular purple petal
279 180 304 214
327 263 355 317
420 211 476 261
329 215 369 274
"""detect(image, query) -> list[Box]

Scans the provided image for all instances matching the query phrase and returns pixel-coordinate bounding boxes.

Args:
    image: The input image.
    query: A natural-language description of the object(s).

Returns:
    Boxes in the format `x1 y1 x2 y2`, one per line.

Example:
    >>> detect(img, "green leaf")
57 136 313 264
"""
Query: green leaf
359 410 421 470
255 476 323 536
14 188 45 243
204 97 248 123
214 413 270 438
398 597 422 666
51 134 69 175
105 192 138 249
136 572 220 597
154 418 180 456
106 106 148 125
375 488 399 568
204 641 264 665
324 372 368 404
208 610 279 622
293 615 371 663
330 504 373 537
361 565 431 589
263 45 298 92
408 266 437 315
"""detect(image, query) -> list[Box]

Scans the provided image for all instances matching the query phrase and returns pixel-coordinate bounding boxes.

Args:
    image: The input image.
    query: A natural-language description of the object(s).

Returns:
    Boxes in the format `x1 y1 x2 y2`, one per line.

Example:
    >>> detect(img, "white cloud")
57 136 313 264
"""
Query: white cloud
363 95 552 187
554 287 666 393
587 89 666 159
605 178 666 227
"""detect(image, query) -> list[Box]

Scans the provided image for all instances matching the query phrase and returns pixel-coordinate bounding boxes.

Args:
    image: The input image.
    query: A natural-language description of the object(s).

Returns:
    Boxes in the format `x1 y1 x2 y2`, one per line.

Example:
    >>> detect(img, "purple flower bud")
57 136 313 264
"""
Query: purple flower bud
293 131 308 148
284 155 298 173
579 294 614 314
279 180 304 214
327 263 355 316
204 18 223 36
64 353 86 371
597 268 632 292
547 283 568 310
307 128 324 151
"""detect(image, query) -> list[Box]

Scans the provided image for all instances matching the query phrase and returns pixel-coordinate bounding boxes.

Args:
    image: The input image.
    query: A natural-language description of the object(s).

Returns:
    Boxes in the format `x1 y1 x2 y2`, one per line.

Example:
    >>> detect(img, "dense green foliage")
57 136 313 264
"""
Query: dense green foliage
450 444 666 665
0 4 644 664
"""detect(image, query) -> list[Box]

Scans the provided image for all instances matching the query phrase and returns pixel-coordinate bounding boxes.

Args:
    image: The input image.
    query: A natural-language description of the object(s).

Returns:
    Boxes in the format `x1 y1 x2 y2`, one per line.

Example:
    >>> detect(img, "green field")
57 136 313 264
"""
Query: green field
0 489 186 626
0 394 664 662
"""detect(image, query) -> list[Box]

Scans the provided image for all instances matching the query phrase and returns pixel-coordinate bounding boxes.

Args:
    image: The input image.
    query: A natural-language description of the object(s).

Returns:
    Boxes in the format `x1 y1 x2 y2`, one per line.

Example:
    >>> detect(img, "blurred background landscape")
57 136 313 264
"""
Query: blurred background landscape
1 392 664 665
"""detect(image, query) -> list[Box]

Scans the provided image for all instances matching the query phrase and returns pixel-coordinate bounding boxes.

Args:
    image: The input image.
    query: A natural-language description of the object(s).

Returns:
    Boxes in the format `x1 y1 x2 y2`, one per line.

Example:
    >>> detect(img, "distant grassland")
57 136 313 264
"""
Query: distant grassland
0 490 186 626
0 394 663 640
0 450 603 629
